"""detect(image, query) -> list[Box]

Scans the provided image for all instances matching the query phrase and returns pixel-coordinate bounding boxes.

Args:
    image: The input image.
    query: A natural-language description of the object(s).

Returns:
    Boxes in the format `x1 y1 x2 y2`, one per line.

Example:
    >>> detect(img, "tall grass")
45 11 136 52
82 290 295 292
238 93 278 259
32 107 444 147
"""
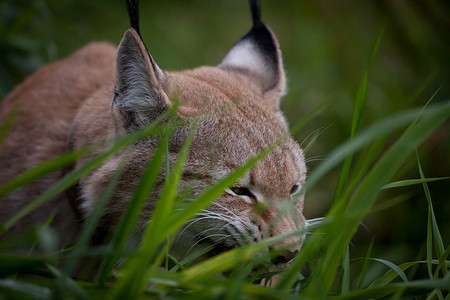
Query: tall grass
1 100 449 299
1 34 449 300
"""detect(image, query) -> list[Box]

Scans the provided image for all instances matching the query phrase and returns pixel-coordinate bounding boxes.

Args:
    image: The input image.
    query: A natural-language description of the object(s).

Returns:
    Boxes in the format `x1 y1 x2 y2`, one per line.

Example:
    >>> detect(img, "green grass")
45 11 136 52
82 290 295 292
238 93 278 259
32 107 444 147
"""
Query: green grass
0 88 449 299
1 1 450 299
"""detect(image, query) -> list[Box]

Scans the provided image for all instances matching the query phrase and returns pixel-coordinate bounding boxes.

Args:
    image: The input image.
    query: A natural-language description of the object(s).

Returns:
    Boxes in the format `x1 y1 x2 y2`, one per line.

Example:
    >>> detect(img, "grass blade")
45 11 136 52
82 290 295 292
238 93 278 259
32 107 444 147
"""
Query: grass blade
0 254 47 277
179 229 305 285
64 154 128 276
0 108 16 144
0 114 172 233
1 108 175 232
300 101 450 297
2 146 120 232
0 147 91 199
382 177 450 189
434 246 450 279
47 264 90 300
417 153 446 275
166 144 274 236
302 102 449 195
367 260 450 288
417 152 447 299
369 258 409 283
341 245 350 294
0 279 51 299
97 133 169 284
111 126 195 299
357 238 374 289
335 278 450 300
333 29 384 201
277 101 450 292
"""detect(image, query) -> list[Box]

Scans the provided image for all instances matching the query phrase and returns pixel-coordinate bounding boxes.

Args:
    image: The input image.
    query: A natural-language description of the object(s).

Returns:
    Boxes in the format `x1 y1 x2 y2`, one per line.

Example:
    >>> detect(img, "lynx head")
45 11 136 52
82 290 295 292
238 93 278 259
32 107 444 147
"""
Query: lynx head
80 0 307 264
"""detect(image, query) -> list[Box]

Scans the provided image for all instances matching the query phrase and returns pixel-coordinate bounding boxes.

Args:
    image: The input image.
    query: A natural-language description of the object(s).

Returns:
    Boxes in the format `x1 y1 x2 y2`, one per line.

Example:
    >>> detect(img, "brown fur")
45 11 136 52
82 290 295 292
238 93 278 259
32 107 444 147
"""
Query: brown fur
0 42 116 244
0 14 306 262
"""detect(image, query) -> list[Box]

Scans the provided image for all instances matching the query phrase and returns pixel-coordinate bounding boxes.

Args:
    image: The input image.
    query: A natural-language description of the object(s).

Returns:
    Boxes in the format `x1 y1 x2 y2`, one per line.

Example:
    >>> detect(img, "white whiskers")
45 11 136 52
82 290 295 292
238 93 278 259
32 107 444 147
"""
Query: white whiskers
305 217 325 233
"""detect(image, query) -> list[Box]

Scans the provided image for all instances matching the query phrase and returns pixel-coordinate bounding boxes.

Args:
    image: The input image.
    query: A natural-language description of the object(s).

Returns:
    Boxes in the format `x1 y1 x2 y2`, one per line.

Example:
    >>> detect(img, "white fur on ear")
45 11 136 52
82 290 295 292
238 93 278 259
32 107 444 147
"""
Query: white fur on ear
114 28 169 130
221 39 272 83
219 22 286 111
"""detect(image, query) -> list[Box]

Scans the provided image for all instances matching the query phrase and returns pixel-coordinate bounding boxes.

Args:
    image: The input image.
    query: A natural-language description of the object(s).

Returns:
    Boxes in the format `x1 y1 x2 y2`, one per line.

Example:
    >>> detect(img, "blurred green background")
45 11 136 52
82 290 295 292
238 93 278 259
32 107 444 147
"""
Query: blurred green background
1 0 449 281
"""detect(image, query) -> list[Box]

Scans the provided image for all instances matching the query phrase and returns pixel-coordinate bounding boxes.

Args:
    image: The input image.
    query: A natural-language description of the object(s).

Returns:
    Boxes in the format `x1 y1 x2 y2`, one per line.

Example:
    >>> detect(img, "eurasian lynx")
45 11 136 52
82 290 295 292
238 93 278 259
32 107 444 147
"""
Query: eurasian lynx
0 0 307 263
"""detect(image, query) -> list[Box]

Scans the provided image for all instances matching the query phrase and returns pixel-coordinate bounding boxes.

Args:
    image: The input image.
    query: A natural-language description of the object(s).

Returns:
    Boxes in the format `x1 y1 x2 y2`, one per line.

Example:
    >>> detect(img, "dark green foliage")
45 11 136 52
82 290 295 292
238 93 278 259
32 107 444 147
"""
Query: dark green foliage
0 1 449 298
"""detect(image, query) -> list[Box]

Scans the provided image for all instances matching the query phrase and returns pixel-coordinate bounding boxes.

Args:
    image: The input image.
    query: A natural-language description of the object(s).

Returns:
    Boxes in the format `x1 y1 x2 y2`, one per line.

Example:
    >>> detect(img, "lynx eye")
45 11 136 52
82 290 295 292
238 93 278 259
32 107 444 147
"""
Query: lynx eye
225 186 257 203
231 187 254 198
290 184 300 195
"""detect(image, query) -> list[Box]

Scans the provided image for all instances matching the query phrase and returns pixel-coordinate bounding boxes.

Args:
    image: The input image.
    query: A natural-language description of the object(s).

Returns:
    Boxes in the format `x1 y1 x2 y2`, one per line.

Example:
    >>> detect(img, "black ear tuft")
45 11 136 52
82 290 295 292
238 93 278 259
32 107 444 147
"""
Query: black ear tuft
126 0 141 37
249 0 262 27
245 0 277 73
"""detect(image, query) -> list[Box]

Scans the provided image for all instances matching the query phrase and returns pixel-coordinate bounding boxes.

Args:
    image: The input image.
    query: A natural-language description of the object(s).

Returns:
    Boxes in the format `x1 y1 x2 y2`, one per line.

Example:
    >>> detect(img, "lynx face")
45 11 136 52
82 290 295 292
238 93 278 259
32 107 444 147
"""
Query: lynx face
168 70 307 260
75 1 308 262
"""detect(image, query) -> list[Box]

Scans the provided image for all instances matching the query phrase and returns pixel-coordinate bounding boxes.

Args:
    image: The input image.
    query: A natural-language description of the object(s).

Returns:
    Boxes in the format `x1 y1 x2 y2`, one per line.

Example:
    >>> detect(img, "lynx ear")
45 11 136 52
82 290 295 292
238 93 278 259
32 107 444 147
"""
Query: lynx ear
113 28 169 131
220 0 286 111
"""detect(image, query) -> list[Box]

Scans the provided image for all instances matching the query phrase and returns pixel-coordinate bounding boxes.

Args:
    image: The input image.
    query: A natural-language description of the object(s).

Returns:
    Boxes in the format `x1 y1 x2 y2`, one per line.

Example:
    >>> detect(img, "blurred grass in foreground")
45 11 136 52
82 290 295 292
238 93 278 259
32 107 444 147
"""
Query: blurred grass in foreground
0 83 448 299
0 0 449 298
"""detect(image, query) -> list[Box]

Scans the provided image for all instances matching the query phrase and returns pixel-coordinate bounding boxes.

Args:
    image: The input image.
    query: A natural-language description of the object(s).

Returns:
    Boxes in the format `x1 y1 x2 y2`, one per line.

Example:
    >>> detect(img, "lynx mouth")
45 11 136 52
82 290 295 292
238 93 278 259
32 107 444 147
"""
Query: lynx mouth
199 237 294 268
200 237 235 257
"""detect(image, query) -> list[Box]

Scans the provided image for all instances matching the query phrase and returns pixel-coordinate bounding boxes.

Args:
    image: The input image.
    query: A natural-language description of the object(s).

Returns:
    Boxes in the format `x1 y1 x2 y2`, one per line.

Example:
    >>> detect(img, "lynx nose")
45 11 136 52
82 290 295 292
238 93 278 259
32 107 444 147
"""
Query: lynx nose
272 250 298 264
